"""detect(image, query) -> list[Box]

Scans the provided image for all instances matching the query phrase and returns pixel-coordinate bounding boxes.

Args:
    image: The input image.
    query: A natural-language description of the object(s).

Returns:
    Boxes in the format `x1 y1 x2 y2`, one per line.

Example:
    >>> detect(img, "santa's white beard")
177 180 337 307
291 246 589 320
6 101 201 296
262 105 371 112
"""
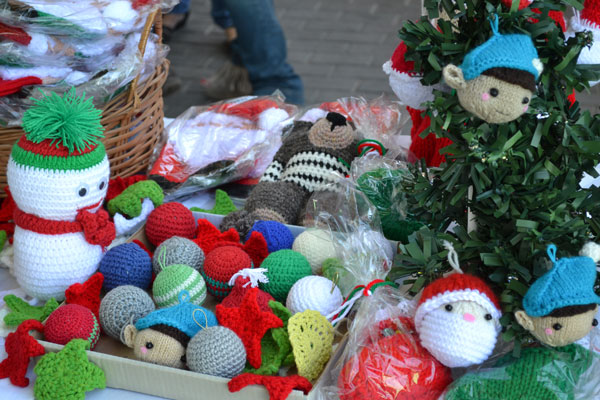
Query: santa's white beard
418 308 498 368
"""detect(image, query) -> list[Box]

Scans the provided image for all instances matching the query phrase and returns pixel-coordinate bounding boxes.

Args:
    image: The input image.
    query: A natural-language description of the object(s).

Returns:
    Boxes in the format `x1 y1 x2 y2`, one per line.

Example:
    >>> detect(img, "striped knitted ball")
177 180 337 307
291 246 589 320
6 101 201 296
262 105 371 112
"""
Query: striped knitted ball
44 304 100 349
186 326 246 378
203 246 252 300
99 285 156 341
152 236 205 275
99 243 152 291
145 202 196 246
259 250 312 302
153 264 207 308
246 220 294 253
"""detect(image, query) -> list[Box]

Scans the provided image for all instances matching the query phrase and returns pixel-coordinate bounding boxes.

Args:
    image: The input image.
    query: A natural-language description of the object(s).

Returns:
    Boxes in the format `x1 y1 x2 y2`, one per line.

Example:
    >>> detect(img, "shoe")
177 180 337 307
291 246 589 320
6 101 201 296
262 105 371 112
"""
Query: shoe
162 12 189 44
201 61 253 101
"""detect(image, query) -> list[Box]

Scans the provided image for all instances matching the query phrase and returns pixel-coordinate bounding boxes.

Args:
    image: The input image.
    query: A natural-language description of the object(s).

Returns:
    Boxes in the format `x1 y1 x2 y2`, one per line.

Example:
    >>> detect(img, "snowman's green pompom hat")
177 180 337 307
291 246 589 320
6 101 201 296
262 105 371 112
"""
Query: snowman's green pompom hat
12 88 107 171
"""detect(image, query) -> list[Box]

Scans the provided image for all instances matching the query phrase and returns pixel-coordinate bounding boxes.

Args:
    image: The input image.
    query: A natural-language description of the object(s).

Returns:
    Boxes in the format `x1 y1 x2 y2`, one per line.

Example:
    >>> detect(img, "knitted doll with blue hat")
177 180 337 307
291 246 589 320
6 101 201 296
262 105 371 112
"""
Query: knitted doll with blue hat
122 291 217 369
443 16 543 124
515 244 600 347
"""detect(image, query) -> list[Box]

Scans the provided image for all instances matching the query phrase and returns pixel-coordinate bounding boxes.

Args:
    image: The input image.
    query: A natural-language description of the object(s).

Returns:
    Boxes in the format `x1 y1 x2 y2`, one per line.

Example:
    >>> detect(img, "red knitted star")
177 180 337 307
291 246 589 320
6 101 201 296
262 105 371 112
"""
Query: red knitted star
216 288 283 368
212 231 269 267
194 218 239 254
65 272 104 321
0 319 45 387
228 373 312 400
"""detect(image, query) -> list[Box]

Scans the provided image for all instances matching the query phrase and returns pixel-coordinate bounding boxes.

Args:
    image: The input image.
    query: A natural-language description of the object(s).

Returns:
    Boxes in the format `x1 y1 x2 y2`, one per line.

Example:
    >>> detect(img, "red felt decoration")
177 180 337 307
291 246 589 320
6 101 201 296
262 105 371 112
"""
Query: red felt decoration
228 373 312 400
216 288 283 368
0 319 45 387
105 175 147 202
65 272 104 321
407 106 453 168
193 218 239 254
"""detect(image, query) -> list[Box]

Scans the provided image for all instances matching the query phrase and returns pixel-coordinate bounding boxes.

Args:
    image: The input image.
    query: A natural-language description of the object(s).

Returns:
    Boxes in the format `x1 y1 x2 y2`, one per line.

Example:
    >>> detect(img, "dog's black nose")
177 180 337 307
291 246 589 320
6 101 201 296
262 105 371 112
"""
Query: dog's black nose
326 112 347 131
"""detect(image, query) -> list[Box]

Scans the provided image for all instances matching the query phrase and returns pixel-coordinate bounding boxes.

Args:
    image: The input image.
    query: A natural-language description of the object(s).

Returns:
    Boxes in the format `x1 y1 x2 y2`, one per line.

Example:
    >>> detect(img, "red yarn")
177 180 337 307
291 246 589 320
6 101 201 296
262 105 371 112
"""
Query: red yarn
0 187 15 242
204 245 253 299
418 273 501 311
407 106 453 167
581 0 600 26
65 272 104 321
211 231 269 268
17 136 96 157
44 304 100 350
194 218 239 254
0 22 31 45
0 77 42 97
145 202 196 246
228 373 312 400
390 41 418 75
106 175 147 202
0 319 45 387
221 276 275 312
216 288 283 369
499 0 566 31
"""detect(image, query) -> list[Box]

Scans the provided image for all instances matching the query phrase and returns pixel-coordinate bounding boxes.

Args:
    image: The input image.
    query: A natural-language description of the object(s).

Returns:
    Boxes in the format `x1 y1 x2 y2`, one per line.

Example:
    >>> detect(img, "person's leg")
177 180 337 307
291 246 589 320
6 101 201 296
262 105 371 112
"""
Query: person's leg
221 0 304 104
170 0 190 15
210 0 237 42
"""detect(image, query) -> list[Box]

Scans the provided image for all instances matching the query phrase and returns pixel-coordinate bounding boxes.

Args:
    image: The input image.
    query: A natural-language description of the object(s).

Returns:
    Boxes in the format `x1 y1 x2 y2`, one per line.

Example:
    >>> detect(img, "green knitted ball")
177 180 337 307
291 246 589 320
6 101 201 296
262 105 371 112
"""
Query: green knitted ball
152 264 207 308
259 250 312 302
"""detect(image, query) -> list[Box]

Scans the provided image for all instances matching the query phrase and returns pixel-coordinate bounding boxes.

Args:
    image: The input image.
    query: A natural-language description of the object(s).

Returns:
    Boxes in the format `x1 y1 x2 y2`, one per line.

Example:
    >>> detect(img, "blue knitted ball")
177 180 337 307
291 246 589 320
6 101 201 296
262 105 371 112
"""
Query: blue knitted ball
99 243 152 291
246 220 294 253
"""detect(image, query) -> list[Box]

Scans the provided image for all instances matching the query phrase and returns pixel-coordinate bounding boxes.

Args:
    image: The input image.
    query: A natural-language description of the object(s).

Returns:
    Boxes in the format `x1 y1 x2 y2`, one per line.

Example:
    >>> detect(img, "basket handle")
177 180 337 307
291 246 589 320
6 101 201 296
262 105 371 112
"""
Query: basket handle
127 8 161 106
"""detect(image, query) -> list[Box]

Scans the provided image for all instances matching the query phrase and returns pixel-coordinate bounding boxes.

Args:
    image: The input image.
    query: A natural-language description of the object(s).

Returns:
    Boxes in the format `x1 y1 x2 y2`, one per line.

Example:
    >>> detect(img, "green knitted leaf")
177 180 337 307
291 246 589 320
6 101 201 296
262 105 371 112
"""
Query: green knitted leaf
3 295 59 326
190 189 237 216
0 230 6 252
22 88 103 153
34 339 106 400
107 180 165 217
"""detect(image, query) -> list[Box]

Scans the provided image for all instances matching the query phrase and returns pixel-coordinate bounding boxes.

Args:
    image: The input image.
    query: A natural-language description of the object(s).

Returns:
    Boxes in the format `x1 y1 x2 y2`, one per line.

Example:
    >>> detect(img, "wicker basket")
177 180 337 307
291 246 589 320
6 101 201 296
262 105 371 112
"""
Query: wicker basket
0 10 168 196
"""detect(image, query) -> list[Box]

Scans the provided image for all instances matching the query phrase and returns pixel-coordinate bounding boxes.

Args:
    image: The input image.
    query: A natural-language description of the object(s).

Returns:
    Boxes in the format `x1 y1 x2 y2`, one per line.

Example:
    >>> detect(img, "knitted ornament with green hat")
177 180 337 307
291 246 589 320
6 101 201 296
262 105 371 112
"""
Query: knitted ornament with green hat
259 250 312 302
7 88 115 301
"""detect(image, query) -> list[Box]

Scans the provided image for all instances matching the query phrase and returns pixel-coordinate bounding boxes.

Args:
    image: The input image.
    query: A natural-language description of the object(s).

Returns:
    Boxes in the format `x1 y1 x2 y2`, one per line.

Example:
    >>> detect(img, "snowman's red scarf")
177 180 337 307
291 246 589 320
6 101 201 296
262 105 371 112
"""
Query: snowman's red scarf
14 207 115 248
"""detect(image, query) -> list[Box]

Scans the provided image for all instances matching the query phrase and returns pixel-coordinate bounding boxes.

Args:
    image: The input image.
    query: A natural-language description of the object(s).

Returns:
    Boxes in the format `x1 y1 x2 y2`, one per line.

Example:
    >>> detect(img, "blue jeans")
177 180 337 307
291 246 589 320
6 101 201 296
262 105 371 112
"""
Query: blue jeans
171 0 189 14
211 0 233 29
222 0 304 105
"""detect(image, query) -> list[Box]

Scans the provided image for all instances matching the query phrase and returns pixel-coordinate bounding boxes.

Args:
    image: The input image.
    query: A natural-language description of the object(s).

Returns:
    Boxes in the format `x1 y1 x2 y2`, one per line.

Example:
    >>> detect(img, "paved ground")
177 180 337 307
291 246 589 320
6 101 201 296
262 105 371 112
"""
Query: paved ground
163 0 598 118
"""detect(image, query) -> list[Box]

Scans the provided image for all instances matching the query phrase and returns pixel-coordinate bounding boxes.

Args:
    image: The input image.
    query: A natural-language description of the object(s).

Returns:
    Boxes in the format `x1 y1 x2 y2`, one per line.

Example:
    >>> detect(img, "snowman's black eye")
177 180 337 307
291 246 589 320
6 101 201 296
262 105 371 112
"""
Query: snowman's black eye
445 304 453 312
77 184 89 197
489 88 499 97
485 314 492 321
99 181 105 190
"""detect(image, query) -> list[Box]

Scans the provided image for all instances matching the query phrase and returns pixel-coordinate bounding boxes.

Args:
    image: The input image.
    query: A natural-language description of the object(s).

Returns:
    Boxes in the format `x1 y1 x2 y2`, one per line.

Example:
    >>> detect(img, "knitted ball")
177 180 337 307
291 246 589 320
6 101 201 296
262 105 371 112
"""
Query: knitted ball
202 246 253 300
44 304 101 350
145 202 196 246
286 276 343 317
246 220 294 253
99 243 152 291
152 236 205 275
292 229 337 274
153 264 207 308
99 285 156 341
259 250 312 302
186 326 247 378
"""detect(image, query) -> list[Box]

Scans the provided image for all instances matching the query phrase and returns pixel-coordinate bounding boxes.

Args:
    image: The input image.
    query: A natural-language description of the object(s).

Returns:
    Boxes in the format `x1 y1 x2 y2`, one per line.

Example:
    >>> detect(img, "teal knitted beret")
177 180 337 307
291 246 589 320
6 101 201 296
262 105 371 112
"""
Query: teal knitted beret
523 245 600 317
460 16 542 81
135 291 217 338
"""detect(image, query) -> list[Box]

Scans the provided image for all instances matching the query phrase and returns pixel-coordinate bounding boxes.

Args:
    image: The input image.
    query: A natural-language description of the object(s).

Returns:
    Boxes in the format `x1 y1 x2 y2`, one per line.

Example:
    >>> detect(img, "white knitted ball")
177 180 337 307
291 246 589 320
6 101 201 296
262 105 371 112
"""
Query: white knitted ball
292 229 337 274
286 276 343 317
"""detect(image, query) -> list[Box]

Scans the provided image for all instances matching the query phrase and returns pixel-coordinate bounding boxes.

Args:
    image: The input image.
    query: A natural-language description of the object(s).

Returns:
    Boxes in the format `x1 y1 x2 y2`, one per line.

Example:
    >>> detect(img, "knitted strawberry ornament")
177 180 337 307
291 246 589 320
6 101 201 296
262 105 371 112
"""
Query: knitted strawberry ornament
7 88 115 301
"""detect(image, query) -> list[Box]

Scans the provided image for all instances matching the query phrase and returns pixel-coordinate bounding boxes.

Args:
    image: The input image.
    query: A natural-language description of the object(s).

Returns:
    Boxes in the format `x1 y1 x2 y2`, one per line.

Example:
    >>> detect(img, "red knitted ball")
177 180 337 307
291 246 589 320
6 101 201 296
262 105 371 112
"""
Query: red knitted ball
145 202 196 246
44 304 101 350
221 276 274 312
203 246 252 300
338 319 452 400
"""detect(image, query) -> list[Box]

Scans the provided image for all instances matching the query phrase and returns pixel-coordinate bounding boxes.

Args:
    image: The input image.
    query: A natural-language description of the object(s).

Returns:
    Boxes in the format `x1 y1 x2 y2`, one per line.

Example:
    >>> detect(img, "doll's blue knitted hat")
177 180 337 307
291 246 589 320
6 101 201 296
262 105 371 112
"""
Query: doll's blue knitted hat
460 16 543 81
135 291 217 338
523 245 600 317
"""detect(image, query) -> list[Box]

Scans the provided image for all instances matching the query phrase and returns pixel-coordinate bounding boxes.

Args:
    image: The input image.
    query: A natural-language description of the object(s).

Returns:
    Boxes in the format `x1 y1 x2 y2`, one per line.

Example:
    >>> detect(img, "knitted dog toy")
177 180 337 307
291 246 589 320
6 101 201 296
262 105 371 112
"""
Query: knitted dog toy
7 88 115 300
0 319 45 387
515 244 600 347
99 285 155 342
123 291 217 369
221 112 357 237
186 326 247 378
34 339 105 400
442 16 543 124
415 242 502 368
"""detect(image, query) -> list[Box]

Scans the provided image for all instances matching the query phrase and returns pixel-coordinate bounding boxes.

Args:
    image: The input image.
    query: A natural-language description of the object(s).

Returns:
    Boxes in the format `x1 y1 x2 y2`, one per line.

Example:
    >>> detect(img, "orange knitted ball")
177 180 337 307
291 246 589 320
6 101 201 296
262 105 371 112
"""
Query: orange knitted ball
44 304 101 350
203 246 253 300
145 202 196 246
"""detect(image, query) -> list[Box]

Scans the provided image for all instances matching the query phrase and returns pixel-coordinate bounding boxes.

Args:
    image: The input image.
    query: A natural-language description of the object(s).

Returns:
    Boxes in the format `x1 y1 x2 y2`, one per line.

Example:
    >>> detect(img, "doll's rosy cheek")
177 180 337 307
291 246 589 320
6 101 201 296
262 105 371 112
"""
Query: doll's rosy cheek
523 105 529 112
481 93 490 101
545 328 553 335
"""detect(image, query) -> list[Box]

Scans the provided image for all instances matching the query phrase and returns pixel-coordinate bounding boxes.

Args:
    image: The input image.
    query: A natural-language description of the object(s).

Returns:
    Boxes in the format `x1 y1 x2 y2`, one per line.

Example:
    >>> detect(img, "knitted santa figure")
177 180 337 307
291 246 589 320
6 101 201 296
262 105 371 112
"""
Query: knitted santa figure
566 0 600 86
7 89 115 301
383 41 452 167
414 242 502 368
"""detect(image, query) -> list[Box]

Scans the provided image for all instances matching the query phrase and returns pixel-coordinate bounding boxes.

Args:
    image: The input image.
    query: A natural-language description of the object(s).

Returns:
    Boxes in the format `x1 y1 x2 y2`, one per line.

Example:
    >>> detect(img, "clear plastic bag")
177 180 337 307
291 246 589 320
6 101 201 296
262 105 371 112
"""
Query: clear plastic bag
313 285 453 400
148 95 298 201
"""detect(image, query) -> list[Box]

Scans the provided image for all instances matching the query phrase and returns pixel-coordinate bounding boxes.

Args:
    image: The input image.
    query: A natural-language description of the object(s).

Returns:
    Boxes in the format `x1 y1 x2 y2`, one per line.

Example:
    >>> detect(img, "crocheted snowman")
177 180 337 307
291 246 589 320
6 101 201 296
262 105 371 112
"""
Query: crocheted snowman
415 242 502 368
7 89 115 301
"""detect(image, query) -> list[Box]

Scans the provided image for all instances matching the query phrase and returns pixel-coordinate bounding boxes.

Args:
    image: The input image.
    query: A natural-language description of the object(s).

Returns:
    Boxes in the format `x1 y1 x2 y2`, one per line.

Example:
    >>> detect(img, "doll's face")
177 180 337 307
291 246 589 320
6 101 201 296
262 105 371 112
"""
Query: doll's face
130 328 186 369
443 65 533 124
516 306 598 347
418 300 500 368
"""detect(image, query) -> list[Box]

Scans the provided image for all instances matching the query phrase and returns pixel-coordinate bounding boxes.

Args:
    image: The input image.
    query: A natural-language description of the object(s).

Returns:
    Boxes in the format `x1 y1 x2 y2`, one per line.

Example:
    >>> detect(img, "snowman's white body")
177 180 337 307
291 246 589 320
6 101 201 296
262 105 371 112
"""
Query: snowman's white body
7 155 110 301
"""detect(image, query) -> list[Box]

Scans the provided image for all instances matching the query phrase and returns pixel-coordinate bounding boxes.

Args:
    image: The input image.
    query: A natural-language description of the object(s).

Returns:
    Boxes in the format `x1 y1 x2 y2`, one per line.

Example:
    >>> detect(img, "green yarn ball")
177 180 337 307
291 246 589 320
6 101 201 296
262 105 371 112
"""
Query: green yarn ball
259 250 312 302
152 264 207 308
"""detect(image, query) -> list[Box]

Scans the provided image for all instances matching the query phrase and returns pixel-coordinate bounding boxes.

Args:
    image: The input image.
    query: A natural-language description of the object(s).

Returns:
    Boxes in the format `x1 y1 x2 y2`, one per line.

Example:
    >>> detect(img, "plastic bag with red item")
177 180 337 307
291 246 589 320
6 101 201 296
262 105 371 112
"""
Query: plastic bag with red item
312 285 453 400
148 95 298 201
